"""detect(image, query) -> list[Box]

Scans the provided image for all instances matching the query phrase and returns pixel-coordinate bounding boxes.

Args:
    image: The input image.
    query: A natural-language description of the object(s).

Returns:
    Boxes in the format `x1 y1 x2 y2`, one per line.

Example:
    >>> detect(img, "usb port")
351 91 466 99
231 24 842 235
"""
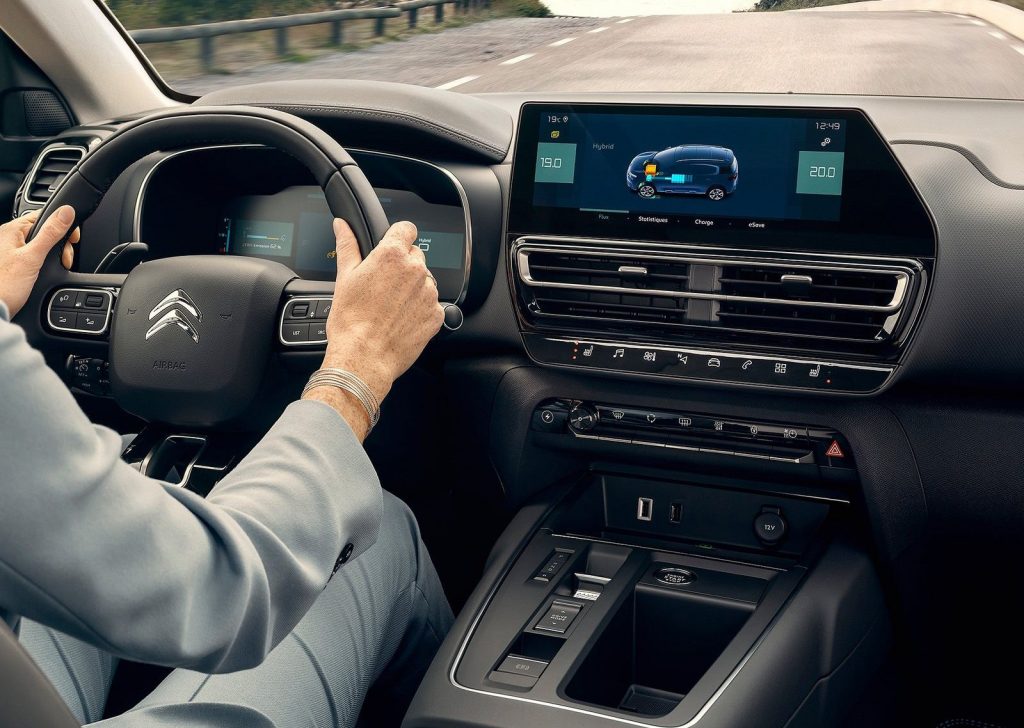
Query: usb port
669 501 683 524
636 497 654 522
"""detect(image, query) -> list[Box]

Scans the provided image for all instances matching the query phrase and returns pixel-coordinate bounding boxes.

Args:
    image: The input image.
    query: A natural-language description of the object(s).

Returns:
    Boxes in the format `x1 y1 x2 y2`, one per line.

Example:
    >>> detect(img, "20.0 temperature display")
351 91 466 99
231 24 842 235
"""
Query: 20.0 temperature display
808 165 838 178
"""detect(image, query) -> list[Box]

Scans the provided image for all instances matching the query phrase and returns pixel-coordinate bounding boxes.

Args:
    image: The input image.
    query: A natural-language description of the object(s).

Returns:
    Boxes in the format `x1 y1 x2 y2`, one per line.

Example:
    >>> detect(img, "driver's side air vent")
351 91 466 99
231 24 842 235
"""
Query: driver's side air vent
514 240 921 359
23 145 85 205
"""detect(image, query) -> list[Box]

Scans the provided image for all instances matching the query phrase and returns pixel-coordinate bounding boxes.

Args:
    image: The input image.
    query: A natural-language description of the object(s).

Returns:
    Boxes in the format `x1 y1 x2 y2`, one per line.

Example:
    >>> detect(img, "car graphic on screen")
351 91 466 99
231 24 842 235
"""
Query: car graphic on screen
626 145 739 201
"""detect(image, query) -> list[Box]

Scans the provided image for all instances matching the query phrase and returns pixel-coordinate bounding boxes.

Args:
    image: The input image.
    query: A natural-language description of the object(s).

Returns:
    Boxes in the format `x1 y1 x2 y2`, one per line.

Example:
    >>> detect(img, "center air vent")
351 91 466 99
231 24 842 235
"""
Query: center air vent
514 240 921 359
23 145 85 205
519 249 691 328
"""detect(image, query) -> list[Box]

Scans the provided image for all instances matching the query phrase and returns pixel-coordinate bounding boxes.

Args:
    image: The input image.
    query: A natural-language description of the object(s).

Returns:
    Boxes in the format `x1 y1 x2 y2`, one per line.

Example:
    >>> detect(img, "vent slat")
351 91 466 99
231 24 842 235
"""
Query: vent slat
516 244 913 355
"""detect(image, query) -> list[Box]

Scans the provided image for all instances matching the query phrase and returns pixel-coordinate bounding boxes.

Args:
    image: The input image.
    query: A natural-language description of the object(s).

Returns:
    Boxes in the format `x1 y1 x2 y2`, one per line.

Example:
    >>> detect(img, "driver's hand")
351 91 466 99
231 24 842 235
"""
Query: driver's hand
0 206 80 317
303 219 444 437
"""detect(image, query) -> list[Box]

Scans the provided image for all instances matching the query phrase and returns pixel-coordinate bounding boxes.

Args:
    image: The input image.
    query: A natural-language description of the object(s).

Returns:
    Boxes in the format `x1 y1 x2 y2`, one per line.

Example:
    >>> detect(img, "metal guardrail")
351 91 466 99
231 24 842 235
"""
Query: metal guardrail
128 0 492 72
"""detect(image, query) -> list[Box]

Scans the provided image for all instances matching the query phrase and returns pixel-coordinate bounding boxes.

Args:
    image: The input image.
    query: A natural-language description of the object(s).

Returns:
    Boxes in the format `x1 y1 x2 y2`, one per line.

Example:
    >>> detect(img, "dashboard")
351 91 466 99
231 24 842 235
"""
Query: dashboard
22 85 1024 396
13 78 1024 728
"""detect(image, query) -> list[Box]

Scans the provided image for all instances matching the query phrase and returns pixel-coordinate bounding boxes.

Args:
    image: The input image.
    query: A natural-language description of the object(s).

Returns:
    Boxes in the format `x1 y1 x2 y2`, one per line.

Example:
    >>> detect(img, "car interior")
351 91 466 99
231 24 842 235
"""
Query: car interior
1 2 1023 727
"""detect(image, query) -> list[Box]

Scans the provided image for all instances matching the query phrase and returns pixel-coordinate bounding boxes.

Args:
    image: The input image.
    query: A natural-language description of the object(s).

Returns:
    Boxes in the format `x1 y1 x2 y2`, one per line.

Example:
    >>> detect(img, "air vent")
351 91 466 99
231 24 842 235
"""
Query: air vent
716 263 909 344
517 248 691 330
514 240 920 359
23 145 85 205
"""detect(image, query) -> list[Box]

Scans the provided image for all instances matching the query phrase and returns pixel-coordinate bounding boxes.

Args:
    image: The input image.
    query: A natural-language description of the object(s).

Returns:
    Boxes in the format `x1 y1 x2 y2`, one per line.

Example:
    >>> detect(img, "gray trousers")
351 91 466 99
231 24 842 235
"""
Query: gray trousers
19 492 453 728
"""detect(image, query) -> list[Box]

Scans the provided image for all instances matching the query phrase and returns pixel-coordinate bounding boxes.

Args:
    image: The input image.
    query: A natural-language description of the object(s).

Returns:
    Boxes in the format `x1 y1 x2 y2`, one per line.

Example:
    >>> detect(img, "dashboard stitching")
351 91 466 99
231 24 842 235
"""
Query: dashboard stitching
891 140 1024 191
258 103 509 159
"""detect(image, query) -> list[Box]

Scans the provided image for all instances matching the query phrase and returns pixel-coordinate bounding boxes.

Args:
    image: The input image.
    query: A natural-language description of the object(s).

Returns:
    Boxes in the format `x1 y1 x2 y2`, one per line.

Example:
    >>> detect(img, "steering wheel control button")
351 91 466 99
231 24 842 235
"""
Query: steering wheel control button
314 299 333 319
497 656 548 679
53 290 77 308
654 567 697 586
49 308 75 328
287 301 312 319
535 601 582 635
76 312 107 333
282 323 310 344
83 293 106 309
47 288 113 335
309 322 328 343
754 506 788 546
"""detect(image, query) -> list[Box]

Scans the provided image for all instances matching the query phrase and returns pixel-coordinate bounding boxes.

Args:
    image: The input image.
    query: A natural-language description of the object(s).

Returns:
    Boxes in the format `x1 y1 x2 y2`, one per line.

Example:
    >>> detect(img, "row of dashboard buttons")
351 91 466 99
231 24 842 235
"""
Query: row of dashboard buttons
523 334 893 393
280 297 332 346
593 406 806 441
48 288 114 336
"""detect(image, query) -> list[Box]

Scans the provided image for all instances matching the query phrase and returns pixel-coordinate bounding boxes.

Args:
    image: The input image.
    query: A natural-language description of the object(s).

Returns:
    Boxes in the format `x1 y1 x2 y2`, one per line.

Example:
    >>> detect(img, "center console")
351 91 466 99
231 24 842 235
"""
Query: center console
405 450 889 728
404 102 923 727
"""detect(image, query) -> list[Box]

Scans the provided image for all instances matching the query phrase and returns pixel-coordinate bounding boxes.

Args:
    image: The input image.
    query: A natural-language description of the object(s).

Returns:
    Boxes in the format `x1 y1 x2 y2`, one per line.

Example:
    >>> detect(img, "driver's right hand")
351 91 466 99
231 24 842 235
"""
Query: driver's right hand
302 219 444 437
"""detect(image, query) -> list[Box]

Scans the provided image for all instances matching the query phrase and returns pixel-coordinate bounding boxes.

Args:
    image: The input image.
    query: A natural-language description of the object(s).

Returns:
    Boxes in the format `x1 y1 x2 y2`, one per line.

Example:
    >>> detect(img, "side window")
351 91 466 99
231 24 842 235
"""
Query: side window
675 163 718 177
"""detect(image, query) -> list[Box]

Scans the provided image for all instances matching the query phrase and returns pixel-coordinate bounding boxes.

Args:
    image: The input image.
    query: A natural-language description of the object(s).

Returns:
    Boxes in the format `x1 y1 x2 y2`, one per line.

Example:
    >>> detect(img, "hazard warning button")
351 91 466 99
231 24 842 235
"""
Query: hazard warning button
825 440 845 458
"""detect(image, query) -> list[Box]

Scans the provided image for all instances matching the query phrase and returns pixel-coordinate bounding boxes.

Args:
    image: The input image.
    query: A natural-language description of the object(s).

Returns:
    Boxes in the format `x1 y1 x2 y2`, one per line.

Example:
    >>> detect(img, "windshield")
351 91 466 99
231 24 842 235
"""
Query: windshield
103 0 1024 99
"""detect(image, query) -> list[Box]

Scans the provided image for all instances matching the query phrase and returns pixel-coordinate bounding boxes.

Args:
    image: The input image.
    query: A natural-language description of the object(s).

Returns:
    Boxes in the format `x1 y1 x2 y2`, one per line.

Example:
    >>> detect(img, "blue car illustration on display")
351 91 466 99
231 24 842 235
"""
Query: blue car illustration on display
626 145 739 201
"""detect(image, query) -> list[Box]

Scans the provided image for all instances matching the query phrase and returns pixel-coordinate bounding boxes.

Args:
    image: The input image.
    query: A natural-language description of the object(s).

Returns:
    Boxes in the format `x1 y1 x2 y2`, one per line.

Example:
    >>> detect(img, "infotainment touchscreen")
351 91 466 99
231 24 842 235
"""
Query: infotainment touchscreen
508 104 934 256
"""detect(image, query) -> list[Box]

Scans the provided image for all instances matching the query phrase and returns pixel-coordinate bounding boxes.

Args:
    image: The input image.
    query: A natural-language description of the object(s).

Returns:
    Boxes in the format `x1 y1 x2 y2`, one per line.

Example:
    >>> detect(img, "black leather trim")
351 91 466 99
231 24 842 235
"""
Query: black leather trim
196 80 514 163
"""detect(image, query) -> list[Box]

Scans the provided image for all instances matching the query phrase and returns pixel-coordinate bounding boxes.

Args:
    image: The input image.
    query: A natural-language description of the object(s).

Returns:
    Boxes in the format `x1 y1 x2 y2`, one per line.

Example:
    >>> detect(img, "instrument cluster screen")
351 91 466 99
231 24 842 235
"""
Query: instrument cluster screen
219 184 467 293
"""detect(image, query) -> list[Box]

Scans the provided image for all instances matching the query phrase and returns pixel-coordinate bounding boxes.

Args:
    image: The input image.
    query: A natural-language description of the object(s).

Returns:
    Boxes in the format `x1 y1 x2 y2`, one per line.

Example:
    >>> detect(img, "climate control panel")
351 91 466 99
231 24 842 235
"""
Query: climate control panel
533 398 854 482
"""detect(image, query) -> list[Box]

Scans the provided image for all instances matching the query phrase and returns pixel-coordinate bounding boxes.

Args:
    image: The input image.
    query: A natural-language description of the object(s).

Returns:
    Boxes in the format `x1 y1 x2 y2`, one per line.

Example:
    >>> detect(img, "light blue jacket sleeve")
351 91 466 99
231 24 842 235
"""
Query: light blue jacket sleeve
0 302 382 673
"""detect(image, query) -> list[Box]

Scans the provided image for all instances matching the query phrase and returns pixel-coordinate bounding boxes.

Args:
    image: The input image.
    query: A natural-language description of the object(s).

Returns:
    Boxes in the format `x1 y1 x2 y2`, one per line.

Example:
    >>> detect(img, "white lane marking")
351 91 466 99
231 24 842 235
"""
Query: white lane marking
970 19 985 26
500 53 535 65
589 26 609 33
435 75 479 90
617 18 635 23
989 30 1007 40
550 37 577 46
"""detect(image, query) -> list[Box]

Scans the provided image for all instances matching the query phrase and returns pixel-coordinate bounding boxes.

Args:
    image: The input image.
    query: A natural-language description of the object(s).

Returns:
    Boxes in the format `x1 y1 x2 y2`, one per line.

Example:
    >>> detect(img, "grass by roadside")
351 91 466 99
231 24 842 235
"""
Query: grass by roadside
756 0 1022 10
105 0 550 82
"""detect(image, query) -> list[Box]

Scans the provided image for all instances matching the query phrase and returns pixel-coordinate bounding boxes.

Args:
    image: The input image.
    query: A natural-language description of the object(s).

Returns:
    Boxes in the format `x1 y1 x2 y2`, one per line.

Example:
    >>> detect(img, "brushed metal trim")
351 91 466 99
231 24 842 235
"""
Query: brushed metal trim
516 242 912 313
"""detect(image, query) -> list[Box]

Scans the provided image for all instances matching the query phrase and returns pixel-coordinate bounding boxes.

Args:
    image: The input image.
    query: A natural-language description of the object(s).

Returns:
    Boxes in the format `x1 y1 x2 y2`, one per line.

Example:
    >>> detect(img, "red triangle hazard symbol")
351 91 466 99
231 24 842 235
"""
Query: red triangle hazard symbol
825 441 845 458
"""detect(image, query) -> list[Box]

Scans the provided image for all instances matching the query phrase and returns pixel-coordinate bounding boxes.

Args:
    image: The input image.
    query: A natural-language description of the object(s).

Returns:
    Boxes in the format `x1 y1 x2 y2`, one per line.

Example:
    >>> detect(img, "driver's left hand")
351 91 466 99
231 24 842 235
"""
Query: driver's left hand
0 206 79 317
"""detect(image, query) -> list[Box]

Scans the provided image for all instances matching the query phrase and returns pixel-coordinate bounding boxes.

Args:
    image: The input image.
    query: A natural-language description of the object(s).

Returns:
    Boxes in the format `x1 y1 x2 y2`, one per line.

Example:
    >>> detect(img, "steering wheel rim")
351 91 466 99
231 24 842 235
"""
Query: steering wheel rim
28 105 390 262
21 106 391 429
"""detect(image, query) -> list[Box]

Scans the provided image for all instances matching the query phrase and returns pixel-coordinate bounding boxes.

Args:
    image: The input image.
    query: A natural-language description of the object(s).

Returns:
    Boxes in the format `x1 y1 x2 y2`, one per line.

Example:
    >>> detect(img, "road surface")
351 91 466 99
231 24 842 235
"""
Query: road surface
177 9 1024 99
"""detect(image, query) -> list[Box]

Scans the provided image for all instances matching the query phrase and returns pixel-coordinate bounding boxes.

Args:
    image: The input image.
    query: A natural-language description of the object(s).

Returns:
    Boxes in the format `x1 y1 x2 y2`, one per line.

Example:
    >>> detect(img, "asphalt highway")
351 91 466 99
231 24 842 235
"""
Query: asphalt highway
178 9 1024 99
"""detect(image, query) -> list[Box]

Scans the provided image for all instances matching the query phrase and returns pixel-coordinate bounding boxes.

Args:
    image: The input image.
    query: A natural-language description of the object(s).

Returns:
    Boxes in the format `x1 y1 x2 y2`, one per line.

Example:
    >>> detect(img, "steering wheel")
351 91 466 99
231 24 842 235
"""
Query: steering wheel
20 105 390 430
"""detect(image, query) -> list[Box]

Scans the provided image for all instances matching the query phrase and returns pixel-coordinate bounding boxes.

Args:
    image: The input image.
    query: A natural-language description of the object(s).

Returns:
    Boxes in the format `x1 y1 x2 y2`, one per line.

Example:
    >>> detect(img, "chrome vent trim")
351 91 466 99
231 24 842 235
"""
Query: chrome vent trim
22 144 86 205
516 245 910 313
513 238 922 351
